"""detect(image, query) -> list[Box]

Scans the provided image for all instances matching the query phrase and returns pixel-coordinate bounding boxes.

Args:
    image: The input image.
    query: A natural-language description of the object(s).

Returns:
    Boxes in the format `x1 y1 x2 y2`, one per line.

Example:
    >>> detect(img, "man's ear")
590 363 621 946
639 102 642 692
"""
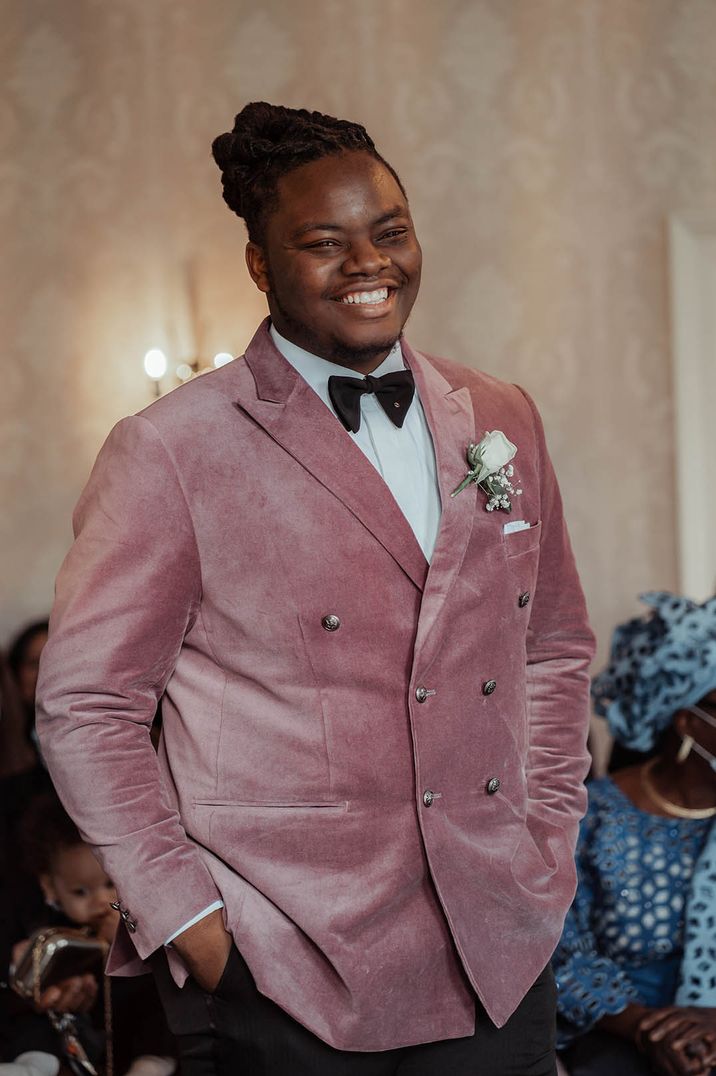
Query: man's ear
39 873 57 906
246 243 270 294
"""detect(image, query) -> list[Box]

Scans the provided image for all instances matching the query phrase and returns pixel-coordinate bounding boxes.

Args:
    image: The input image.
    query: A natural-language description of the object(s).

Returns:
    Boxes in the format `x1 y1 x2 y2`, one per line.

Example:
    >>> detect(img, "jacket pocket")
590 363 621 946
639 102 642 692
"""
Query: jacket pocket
501 519 542 556
509 819 569 893
194 798 348 810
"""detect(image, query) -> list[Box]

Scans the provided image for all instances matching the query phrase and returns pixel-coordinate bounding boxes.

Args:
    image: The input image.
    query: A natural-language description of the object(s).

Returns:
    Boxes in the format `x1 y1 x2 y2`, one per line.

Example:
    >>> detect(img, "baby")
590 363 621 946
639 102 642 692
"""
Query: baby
8 795 175 1076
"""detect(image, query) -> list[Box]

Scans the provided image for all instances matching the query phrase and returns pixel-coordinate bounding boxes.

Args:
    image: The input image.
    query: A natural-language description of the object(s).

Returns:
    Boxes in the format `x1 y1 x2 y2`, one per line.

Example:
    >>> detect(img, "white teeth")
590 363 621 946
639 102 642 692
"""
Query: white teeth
341 287 389 305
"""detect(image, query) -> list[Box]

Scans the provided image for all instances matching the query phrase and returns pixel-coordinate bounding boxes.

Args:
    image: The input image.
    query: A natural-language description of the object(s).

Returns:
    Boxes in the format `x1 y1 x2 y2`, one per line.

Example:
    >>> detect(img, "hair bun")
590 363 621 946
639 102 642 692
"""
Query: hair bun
210 131 237 173
210 101 397 242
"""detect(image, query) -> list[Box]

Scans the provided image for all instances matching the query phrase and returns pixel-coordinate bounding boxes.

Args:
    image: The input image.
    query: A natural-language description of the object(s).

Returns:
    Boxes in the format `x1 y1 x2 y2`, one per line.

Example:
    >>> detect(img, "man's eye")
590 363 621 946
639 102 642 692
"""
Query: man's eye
379 229 408 242
306 239 339 249
71 888 87 897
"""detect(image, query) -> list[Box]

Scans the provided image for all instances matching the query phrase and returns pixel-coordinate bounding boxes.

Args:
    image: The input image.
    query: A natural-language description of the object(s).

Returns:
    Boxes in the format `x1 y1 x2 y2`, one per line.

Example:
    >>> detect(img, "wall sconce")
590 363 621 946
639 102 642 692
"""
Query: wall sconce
142 348 234 397
142 263 235 397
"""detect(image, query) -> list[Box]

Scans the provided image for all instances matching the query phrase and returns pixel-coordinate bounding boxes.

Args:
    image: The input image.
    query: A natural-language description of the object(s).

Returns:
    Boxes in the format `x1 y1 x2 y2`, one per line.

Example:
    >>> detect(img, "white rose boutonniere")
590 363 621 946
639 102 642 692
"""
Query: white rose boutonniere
451 430 523 511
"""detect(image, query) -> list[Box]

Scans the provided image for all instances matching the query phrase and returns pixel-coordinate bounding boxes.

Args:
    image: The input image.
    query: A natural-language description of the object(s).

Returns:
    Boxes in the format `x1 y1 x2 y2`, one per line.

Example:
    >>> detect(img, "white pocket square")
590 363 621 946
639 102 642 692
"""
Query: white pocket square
503 520 531 535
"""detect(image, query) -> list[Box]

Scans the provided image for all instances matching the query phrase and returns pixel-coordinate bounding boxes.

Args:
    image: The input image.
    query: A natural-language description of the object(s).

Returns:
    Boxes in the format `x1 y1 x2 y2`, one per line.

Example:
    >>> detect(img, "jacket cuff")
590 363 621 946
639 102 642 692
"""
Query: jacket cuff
164 900 225 945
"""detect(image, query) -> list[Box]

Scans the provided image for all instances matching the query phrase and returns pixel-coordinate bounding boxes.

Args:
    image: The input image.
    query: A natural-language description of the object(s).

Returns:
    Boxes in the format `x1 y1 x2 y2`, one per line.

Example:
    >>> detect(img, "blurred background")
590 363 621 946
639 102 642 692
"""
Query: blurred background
2 0 716 760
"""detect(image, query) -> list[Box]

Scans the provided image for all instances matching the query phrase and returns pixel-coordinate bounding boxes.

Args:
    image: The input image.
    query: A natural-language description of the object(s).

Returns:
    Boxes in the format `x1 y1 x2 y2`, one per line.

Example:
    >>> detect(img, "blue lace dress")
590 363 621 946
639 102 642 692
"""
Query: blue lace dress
553 776 713 1046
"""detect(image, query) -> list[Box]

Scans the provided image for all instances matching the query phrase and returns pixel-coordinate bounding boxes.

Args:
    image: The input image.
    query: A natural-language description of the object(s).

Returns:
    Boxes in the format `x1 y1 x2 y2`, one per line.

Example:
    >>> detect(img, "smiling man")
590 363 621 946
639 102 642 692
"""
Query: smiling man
247 152 421 369
36 103 595 1075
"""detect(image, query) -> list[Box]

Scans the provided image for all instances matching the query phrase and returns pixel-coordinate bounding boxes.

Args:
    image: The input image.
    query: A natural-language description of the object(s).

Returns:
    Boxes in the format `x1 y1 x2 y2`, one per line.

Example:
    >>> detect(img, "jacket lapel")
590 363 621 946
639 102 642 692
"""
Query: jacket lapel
403 343 478 672
234 322 428 591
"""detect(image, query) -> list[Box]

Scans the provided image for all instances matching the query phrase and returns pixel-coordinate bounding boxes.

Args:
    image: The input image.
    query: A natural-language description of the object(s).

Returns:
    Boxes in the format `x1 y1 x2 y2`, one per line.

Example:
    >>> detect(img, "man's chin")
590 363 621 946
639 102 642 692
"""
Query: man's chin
329 334 401 369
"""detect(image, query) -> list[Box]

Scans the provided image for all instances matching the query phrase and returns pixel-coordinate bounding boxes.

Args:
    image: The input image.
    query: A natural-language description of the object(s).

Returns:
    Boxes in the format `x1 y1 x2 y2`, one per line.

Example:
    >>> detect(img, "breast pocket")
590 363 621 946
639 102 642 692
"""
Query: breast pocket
501 520 541 557
501 520 542 596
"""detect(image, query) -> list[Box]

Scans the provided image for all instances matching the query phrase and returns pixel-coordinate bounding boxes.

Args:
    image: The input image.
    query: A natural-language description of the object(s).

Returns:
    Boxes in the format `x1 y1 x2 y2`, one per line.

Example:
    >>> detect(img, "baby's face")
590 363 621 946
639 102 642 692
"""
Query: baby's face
43 844 119 943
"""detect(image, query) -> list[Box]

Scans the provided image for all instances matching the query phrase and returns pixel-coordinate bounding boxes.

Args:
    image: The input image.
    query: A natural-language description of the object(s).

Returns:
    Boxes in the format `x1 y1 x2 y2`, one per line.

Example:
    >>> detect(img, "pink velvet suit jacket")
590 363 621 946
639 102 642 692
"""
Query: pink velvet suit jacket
36 320 595 1051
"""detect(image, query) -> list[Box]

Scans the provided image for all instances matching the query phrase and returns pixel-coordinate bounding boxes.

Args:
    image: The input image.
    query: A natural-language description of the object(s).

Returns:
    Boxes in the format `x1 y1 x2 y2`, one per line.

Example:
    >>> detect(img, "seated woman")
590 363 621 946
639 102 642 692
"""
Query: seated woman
0 629 54 881
554 592 716 1076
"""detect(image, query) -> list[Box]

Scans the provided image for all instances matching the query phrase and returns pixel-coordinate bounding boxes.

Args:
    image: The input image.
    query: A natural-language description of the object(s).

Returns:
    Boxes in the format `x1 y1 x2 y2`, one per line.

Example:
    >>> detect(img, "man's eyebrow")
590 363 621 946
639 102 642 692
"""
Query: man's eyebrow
372 207 409 227
290 222 341 239
290 206 409 240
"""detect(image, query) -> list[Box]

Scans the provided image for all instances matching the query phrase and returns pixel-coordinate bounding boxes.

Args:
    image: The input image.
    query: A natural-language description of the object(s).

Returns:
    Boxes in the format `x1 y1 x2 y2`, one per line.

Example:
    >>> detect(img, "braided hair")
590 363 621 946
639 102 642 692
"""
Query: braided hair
211 102 405 244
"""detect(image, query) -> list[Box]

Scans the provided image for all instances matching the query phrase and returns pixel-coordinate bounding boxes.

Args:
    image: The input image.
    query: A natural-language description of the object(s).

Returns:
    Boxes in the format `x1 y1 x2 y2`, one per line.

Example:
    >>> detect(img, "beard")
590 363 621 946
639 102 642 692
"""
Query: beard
267 277 405 371
325 334 401 368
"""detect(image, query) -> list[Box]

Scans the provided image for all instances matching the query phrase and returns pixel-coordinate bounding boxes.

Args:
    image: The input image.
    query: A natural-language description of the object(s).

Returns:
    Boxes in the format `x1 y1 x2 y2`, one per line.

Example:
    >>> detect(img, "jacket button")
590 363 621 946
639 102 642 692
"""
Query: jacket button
321 614 341 632
415 686 428 703
518 592 531 607
422 789 435 807
119 907 137 932
486 777 501 795
482 680 497 696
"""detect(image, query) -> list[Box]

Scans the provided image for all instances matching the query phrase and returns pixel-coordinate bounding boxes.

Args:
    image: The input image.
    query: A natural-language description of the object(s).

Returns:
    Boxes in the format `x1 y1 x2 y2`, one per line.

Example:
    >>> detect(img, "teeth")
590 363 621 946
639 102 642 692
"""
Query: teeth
341 287 389 305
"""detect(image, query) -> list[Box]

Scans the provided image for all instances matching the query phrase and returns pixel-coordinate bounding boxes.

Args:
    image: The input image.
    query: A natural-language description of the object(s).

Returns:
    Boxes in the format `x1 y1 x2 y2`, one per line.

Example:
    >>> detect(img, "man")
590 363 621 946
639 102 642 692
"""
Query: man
36 103 595 1075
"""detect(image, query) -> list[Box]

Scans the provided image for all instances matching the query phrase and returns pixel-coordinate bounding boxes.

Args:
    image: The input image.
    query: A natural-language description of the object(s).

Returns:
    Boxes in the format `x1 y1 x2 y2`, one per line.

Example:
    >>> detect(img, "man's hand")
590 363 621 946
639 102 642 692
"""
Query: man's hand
169 908 233 993
11 939 98 1013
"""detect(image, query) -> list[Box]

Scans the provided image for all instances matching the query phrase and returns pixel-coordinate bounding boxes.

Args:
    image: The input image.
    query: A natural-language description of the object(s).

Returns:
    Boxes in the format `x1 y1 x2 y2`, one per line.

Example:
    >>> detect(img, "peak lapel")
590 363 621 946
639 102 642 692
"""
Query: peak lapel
235 322 428 592
404 344 477 671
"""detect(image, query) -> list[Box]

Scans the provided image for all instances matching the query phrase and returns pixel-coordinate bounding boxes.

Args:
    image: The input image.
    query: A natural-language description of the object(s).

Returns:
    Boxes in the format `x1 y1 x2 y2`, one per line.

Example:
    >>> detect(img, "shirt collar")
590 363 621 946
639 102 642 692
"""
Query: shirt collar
269 323 405 398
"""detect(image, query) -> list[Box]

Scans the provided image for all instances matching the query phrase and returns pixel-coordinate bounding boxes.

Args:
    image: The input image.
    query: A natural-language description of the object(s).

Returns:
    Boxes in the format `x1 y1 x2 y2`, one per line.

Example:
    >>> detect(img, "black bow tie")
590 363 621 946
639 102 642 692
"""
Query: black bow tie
328 370 415 433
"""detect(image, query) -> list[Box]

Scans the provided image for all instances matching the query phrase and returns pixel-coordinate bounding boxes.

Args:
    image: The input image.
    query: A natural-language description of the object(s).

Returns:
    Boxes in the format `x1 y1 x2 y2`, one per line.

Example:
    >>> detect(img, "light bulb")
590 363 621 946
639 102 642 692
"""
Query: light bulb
143 348 168 380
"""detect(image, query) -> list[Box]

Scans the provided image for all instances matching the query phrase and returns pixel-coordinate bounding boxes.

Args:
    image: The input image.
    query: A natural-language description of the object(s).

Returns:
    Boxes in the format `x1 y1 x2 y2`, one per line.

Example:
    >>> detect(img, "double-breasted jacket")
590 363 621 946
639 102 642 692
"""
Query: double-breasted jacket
37 320 595 1051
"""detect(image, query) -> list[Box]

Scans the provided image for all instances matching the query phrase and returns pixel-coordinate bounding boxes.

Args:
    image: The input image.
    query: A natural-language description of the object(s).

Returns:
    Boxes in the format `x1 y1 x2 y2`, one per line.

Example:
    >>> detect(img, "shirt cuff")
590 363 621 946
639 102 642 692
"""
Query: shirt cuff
164 900 224 945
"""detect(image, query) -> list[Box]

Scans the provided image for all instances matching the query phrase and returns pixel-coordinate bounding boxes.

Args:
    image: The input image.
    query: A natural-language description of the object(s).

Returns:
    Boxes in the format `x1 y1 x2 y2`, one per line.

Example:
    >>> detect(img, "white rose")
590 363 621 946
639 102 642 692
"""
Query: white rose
476 430 517 480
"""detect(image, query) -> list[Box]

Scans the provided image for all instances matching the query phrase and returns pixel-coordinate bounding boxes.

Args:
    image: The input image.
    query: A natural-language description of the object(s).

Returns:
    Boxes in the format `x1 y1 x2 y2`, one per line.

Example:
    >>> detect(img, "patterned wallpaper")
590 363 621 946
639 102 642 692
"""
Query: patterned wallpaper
3 1 716 703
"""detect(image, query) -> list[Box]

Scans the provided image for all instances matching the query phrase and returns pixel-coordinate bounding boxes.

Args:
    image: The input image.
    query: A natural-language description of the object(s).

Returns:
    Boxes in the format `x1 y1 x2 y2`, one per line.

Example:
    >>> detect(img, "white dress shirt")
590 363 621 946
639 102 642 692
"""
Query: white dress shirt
166 324 442 945
270 324 441 560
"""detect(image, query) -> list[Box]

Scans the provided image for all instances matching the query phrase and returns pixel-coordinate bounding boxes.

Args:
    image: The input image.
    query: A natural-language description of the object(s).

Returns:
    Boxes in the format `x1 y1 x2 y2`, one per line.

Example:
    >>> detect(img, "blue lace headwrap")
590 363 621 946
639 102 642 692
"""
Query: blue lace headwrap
591 591 716 751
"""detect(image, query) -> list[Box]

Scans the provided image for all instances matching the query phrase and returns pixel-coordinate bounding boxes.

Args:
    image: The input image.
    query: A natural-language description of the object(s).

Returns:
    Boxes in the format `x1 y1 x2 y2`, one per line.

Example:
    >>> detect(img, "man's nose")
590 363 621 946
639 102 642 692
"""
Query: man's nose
342 239 390 276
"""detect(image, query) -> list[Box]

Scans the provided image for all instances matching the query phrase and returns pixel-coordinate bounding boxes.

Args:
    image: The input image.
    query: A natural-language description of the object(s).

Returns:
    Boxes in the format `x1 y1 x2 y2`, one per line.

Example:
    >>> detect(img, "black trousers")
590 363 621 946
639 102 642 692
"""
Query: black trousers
151 946 557 1076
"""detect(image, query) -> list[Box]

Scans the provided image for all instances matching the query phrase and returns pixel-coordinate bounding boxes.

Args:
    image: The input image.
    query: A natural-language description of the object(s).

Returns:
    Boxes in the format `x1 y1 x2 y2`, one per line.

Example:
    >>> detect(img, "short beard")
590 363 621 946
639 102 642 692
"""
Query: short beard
267 273 403 370
327 336 401 368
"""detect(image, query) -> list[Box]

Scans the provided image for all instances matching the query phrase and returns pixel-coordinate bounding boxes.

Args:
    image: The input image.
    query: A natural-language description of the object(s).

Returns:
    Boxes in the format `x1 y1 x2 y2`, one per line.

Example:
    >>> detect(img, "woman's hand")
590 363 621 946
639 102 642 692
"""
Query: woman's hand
10 939 98 1013
599 1003 715 1075
638 1007 716 1076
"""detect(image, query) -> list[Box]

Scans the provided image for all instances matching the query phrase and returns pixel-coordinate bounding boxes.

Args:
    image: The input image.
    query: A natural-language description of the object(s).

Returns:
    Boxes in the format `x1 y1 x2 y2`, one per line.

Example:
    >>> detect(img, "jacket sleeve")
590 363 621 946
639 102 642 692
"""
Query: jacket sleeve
518 387 596 862
36 415 222 959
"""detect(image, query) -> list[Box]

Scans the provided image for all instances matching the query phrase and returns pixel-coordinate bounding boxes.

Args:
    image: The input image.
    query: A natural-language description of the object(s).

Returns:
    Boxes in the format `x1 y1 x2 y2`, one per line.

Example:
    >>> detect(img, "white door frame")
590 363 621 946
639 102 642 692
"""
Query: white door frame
668 213 716 602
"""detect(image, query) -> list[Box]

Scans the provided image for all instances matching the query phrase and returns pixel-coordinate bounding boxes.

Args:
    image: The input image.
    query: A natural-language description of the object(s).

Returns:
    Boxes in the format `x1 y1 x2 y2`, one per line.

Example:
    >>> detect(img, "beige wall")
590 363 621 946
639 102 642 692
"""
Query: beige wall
2 0 716 674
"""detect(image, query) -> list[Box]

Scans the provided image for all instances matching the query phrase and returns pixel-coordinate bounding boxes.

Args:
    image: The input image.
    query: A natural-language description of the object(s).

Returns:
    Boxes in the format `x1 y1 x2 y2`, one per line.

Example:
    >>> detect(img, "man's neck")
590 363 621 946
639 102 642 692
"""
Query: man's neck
270 324 404 378
268 323 399 374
